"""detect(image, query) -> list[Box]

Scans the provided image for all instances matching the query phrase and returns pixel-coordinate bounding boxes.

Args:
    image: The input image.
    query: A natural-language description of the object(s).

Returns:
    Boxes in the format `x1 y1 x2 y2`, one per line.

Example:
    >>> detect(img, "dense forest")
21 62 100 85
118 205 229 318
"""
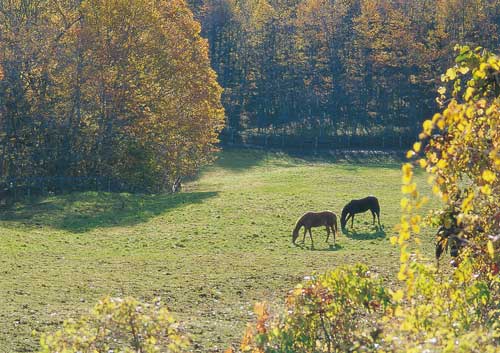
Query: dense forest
189 0 500 138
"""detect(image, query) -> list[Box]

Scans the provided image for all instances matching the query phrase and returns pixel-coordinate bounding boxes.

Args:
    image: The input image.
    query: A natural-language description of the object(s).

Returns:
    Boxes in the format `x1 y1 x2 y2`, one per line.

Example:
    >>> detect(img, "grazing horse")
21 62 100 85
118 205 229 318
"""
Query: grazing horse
292 211 338 247
340 196 381 230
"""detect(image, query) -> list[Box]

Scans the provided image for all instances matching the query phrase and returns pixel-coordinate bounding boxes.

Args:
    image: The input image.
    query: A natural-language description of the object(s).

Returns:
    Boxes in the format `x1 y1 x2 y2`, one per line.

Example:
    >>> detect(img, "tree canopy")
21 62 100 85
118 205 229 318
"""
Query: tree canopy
0 0 224 191
190 0 500 138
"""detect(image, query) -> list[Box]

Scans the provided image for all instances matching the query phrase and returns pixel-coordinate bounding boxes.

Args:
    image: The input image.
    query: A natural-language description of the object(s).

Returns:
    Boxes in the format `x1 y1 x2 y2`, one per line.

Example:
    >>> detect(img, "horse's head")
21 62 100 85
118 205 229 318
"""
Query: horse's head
340 206 349 229
292 228 299 244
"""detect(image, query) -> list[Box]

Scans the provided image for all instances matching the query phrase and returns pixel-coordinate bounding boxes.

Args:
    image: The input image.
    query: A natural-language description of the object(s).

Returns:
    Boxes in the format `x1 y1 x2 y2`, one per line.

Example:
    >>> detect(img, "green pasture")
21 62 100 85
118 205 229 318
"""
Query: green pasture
0 149 438 352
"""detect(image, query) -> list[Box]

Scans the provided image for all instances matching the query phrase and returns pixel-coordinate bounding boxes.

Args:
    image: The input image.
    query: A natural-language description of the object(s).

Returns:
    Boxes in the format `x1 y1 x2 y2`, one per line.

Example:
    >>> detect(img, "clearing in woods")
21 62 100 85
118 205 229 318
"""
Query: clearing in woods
0 149 437 352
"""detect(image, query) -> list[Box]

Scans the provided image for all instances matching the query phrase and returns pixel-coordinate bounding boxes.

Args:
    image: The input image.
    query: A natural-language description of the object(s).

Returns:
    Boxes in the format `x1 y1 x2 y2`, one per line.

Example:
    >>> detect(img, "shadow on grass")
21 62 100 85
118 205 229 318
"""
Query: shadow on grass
213 148 268 172
294 241 343 251
342 226 386 240
213 147 404 173
0 191 217 233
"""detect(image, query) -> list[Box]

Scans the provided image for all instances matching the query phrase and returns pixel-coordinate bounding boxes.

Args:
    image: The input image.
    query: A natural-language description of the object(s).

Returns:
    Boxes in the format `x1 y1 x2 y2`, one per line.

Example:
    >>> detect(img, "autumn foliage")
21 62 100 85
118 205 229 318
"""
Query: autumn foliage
192 0 500 136
0 0 224 191
39 296 190 352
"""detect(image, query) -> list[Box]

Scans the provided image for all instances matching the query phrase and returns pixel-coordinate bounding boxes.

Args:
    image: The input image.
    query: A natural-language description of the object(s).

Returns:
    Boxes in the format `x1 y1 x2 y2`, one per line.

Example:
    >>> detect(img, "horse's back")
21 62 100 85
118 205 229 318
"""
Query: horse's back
366 196 380 211
302 211 336 227
349 196 379 212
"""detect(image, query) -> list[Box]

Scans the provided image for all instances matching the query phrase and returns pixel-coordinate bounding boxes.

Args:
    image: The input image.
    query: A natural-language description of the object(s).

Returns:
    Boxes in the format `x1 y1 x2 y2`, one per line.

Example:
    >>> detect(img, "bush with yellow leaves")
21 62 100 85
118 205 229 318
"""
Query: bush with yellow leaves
39 296 190 353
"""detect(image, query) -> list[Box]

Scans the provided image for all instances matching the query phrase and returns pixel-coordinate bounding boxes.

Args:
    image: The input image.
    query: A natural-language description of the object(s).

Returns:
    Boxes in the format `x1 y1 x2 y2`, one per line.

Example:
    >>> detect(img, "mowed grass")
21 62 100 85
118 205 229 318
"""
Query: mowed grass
0 149 438 352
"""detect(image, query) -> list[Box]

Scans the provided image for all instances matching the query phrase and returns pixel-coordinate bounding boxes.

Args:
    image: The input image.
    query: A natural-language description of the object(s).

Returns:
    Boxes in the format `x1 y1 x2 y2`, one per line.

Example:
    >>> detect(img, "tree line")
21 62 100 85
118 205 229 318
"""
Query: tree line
189 0 500 137
0 0 224 193
2 0 499 192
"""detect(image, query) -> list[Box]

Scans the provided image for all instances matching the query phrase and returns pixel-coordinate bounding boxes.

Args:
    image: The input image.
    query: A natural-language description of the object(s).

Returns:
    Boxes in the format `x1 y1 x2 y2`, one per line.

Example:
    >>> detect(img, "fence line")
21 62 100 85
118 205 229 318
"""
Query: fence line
219 130 417 152
0 131 416 203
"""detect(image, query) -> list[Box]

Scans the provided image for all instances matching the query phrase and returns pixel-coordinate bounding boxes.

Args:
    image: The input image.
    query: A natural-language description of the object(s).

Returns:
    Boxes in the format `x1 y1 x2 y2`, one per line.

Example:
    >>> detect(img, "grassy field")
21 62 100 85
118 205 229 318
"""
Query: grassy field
0 149 438 352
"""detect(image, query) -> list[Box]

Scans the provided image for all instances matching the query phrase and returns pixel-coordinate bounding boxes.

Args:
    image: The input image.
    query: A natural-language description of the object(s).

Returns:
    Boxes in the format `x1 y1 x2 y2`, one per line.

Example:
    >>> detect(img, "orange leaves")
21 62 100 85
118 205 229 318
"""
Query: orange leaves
253 302 269 334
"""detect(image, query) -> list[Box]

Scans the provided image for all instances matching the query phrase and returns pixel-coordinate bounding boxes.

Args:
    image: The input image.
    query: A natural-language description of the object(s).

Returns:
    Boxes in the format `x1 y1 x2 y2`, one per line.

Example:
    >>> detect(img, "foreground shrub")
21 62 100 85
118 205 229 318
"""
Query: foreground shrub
237 262 499 353
39 296 189 353
240 264 391 353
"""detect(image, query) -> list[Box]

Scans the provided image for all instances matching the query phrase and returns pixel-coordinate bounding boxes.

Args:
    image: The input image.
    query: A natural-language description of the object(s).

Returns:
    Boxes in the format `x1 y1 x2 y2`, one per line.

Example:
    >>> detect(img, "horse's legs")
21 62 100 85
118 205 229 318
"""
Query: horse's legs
344 214 351 228
325 226 330 242
302 228 307 243
351 213 355 228
309 228 314 248
371 210 376 225
377 211 381 228
331 225 336 245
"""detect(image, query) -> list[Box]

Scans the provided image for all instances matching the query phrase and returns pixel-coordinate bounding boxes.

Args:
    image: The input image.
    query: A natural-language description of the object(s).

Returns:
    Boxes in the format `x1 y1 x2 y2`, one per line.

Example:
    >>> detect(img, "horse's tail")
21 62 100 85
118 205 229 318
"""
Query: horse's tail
334 214 338 235
373 197 381 215
292 218 303 243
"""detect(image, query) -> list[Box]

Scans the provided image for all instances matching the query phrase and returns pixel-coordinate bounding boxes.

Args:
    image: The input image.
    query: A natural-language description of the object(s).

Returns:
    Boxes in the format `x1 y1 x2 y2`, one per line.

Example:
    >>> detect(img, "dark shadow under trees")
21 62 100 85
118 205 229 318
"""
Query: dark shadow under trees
0 191 217 233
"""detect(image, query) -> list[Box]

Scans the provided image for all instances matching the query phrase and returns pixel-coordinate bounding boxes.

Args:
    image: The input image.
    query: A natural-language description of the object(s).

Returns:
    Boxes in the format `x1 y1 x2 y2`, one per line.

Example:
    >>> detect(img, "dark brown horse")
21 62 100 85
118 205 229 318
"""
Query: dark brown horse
340 196 381 230
292 211 338 247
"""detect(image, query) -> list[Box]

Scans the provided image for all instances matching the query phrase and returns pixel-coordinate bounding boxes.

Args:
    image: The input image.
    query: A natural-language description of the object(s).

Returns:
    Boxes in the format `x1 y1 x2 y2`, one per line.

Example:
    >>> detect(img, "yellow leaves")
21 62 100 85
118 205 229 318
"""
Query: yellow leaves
437 86 446 95
480 184 491 195
487 56 500 70
431 113 442 123
254 302 269 334
400 197 409 210
392 289 404 302
418 158 427 168
422 120 433 135
400 250 409 263
464 87 475 101
416 196 429 209
240 325 255 352
487 241 495 259
436 118 446 130
461 192 475 214
401 183 417 194
410 215 421 225
413 142 421 152
437 159 447 169
402 163 413 183
482 169 496 183
457 66 470 74
465 106 476 119
397 265 407 281
41 296 190 352
444 67 457 81
406 150 416 158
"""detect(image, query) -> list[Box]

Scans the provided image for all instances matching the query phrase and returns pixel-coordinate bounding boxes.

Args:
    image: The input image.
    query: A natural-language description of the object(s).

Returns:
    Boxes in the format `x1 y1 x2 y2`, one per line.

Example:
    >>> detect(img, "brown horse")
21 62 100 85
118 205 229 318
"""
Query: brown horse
292 211 338 247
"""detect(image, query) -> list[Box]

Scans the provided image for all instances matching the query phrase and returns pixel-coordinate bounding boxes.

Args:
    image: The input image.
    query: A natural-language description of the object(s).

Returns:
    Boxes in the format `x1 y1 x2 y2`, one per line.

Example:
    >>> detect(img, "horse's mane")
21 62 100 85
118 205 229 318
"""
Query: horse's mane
292 217 303 238
340 203 351 224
